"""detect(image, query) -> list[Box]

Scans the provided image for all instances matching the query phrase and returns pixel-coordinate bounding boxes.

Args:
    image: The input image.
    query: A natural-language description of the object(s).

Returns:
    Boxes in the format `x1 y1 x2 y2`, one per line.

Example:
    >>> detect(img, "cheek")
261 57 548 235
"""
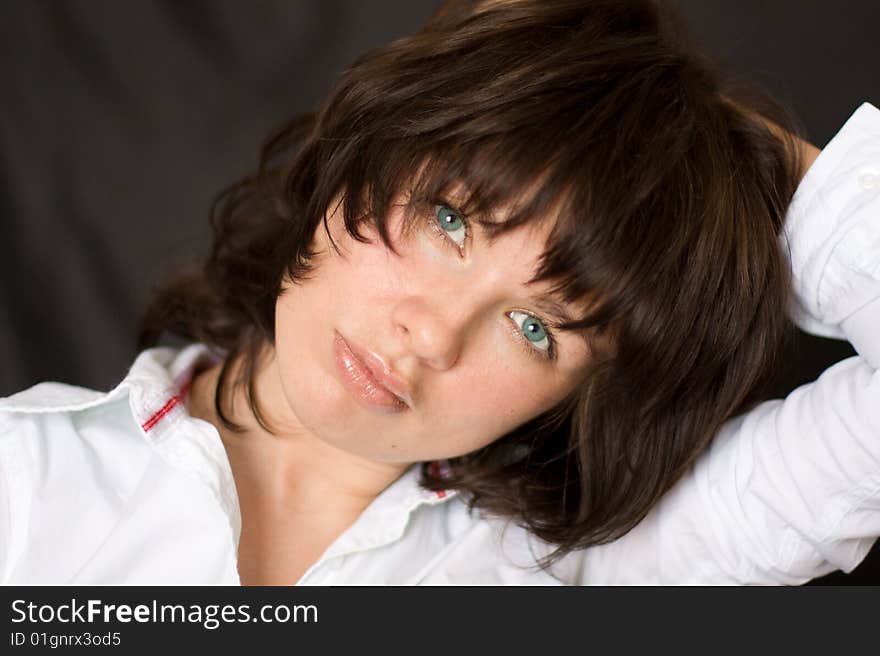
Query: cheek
296 227 407 312
489 371 566 428
427 359 568 457
268 224 414 455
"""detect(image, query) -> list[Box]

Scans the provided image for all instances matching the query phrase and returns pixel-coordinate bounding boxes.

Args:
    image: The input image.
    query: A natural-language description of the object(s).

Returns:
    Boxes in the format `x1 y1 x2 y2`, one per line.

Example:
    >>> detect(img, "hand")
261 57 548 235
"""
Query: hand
723 95 821 185
796 135 821 184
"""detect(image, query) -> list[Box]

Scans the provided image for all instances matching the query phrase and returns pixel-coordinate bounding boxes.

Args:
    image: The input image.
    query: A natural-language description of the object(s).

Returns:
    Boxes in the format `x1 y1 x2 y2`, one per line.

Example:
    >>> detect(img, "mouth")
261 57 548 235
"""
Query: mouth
333 332 413 414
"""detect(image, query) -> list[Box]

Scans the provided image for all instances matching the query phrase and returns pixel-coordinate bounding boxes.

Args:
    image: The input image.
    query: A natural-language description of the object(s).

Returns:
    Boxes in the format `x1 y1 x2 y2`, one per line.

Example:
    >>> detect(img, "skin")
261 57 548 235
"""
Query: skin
273 193 592 458
186 187 591 582
800 137 821 179
187 136 821 584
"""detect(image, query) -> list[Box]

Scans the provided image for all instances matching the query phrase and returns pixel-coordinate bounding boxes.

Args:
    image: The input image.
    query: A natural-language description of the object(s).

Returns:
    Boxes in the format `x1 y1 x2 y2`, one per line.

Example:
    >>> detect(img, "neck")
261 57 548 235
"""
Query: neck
185 346 410 514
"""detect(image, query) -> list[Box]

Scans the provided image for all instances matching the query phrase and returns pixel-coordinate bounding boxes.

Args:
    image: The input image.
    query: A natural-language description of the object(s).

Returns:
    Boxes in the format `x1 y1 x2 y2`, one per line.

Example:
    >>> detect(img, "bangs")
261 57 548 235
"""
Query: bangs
301 0 725 342
327 114 646 342
144 0 804 561
334 134 608 337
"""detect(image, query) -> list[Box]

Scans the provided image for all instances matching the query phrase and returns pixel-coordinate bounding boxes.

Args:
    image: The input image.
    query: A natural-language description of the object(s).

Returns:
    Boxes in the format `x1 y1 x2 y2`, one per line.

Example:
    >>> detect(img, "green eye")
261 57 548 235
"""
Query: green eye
508 311 551 353
435 205 466 248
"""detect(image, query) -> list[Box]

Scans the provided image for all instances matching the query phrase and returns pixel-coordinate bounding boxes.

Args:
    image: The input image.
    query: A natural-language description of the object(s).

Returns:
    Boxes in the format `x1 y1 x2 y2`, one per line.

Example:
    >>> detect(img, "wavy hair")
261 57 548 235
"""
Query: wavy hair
138 0 804 563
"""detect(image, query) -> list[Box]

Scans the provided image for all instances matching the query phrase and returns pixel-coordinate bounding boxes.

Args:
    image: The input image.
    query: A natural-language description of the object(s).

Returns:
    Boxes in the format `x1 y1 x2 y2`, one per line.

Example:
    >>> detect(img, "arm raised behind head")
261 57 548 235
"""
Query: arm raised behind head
555 101 880 584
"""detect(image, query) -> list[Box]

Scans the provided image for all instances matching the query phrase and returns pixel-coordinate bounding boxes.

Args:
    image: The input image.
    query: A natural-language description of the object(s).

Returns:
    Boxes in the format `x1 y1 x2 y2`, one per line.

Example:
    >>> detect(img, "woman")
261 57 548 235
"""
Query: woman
1 0 877 584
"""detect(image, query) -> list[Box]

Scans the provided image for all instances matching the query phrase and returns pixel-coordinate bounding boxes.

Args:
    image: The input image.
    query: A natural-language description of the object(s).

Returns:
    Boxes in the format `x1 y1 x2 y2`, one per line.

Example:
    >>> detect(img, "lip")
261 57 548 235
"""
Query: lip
333 332 413 413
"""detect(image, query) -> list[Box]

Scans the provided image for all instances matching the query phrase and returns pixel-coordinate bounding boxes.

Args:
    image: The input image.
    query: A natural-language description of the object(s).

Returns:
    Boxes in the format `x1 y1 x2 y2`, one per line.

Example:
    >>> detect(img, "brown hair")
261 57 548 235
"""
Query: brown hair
138 0 803 563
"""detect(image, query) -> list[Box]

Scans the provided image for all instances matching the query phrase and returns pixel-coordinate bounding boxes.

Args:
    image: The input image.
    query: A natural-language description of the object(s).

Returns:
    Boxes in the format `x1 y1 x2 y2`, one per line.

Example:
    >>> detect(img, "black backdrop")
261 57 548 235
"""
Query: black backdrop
1 1 878 584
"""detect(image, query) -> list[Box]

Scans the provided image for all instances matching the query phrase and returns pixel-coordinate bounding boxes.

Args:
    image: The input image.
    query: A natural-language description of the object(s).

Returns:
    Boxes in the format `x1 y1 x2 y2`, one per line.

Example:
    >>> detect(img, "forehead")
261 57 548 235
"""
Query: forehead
465 196 582 320
476 211 557 269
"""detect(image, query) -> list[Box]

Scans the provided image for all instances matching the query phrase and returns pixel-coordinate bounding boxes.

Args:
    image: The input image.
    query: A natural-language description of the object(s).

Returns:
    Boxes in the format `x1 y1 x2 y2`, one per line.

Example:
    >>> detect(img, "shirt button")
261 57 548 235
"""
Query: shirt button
858 170 879 189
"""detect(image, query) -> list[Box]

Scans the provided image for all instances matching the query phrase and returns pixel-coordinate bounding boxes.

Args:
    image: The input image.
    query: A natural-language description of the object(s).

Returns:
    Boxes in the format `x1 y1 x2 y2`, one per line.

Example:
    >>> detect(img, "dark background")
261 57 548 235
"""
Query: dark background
1 1 877 584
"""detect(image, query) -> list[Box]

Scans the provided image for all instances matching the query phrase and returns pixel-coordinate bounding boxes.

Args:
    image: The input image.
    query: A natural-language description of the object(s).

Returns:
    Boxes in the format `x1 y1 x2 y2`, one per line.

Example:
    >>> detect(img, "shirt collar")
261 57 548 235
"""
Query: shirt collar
129 344 459 555
320 461 458 560
2 343 458 554
123 343 223 444
0 343 219 431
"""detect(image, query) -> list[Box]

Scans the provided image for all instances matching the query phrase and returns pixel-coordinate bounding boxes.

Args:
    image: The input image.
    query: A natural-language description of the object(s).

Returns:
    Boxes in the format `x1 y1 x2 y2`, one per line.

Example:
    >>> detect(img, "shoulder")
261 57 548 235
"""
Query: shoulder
0 343 221 441
0 382 154 503
0 345 230 583
0 381 109 416
0 344 215 532
0 342 223 494
0 381 155 582
0 376 145 481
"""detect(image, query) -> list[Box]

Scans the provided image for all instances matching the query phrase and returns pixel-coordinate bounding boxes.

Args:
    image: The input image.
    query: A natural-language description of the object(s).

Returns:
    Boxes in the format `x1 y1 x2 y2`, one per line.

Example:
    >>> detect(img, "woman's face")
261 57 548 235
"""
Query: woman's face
271 189 591 465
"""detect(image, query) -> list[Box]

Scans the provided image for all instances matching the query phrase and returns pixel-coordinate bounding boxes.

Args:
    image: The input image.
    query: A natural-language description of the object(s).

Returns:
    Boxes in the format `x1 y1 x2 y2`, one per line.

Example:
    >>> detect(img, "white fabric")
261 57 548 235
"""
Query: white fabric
1 102 878 585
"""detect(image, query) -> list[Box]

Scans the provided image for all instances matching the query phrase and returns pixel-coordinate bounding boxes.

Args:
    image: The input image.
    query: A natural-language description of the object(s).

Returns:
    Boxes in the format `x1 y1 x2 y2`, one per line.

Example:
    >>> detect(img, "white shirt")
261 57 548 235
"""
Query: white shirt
1 102 878 585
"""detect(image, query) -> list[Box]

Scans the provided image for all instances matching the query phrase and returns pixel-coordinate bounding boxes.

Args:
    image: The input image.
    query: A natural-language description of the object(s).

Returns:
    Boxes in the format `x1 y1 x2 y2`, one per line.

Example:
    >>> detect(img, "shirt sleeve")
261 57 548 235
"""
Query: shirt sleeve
561 102 880 585
0 413 33 583
784 102 880 363
0 421 11 580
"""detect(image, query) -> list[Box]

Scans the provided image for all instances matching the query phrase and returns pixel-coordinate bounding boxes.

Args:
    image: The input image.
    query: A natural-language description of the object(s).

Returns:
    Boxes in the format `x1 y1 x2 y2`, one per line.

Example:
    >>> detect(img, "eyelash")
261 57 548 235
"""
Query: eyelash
506 311 557 360
426 200 557 361
426 200 469 255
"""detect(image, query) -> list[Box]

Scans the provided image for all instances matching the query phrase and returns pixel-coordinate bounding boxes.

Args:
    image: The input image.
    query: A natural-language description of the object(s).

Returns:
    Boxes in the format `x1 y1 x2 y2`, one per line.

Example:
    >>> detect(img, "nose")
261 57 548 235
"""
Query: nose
391 296 467 370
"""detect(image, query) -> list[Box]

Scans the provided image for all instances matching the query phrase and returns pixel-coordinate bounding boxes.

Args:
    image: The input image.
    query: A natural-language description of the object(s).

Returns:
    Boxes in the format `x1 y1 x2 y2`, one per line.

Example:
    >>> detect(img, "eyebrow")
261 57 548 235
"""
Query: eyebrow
530 294 576 327
442 184 507 226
